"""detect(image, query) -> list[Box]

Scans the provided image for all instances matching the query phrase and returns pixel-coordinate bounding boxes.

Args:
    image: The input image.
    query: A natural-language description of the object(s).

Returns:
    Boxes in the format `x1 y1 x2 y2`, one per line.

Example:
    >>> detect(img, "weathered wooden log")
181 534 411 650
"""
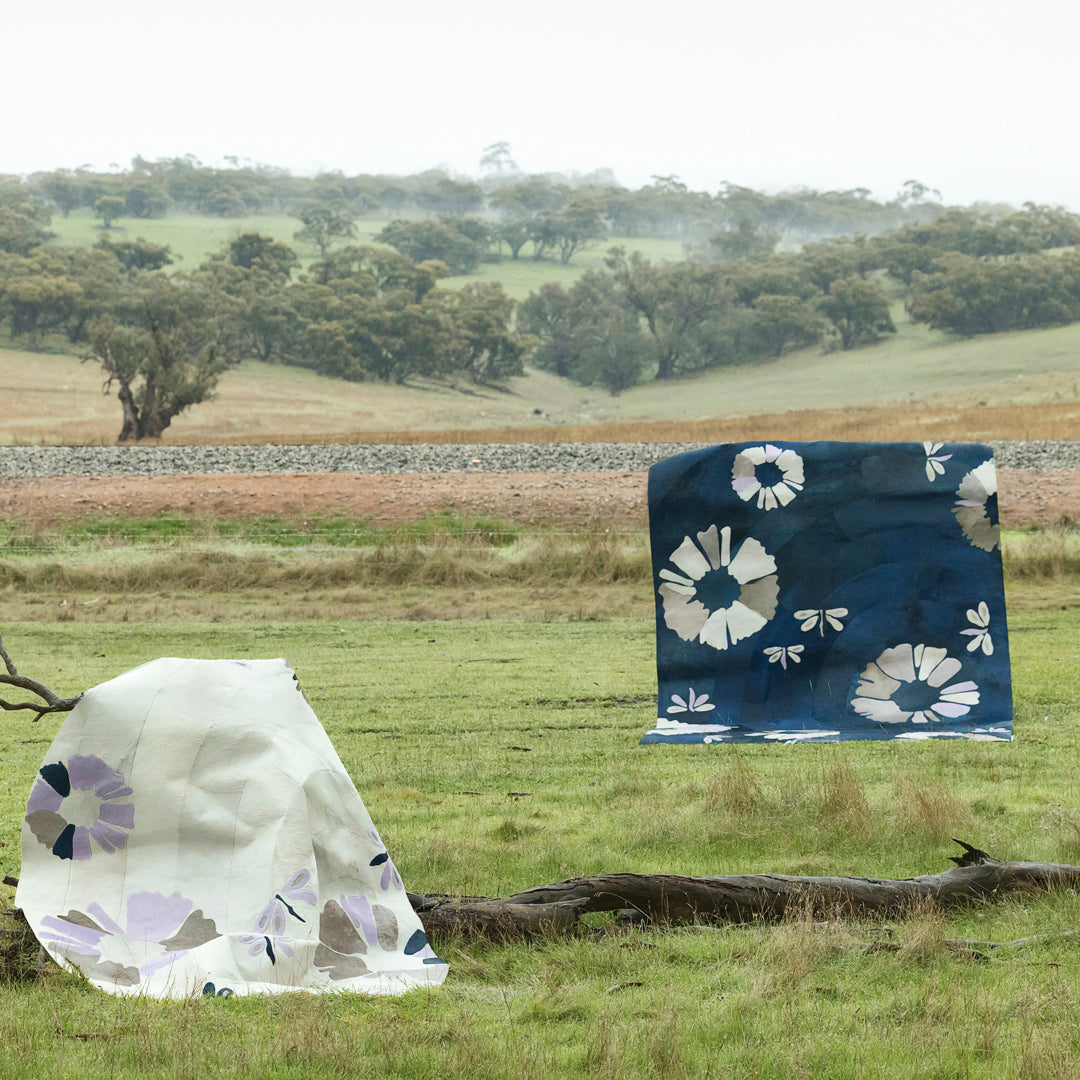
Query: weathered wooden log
408 894 588 940
409 841 1080 941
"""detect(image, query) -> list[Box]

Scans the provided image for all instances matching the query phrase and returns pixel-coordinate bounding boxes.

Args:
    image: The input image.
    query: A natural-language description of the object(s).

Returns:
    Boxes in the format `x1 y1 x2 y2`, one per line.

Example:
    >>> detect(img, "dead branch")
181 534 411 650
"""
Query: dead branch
409 841 1080 942
0 632 82 720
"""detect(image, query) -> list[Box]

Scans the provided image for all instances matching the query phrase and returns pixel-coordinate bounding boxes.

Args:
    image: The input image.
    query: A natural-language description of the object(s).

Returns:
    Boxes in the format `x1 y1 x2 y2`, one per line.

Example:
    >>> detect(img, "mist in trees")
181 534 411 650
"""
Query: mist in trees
3 151 1080 420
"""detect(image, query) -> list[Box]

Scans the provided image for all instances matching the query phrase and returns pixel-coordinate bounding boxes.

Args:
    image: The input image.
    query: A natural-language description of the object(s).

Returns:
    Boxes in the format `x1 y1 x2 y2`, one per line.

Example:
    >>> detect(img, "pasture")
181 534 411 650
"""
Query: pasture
43 210 688 298
6 310 1080 446
2 515 1080 1077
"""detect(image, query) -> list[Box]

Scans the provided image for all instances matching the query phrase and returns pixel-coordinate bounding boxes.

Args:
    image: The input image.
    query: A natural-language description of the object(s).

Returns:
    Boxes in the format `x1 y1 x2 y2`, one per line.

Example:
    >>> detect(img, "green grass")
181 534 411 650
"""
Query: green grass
444 237 689 299
43 210 686 299
1 598 1080 1078
3 518 1080 1078
45 211 312 270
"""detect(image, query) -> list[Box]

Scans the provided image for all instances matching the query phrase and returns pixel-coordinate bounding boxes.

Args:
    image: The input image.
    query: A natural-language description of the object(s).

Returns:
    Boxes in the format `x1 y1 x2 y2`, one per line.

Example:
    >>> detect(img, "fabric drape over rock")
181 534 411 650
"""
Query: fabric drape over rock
643 441 1011 744
17 657 448 997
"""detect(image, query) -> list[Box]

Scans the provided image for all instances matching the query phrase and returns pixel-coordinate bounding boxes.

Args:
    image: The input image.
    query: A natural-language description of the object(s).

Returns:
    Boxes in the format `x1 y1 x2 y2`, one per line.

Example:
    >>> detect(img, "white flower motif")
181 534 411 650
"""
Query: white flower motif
923 441 953 482
960 601 993 655
667 688 715 713
740 730 840 741
763 644 804 670
794 608 848 635
954 460 999 551
658 524 779 651
731 444 805 511
762 730 840 742
646 717 735 738
851 643 980 725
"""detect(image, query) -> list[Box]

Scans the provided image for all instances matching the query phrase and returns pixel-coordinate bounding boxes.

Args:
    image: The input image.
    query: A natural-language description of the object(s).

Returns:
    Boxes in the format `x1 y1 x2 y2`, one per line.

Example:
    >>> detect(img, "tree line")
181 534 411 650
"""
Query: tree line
516 204 1080 391
2 155 955 255
3 157 1080 435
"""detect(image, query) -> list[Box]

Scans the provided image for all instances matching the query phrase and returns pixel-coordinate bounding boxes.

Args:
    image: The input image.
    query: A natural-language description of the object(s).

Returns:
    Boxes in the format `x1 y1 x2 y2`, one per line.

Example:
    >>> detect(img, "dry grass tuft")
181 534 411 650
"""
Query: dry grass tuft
705 755 766 818
896 898 949 963
818 756 872 836
894 775 972 840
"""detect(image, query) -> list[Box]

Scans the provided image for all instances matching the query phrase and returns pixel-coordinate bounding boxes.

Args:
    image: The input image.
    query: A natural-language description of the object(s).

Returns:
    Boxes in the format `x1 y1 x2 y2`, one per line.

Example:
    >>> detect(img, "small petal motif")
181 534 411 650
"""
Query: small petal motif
960 601 994 655
667 688 715 714
24 755 134 862
793 608 848 635
763 645 804 670
923 441 953 482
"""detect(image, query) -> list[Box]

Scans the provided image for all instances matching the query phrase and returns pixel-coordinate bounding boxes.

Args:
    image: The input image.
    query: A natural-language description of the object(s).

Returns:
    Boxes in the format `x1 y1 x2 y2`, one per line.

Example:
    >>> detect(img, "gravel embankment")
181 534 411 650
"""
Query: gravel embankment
0 440 1075 479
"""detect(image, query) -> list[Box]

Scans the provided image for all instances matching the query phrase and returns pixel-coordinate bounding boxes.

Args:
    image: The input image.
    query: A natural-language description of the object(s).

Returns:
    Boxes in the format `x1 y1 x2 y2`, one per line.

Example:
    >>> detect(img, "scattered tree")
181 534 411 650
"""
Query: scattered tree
89 273 240 440
291 202 357 257
93 196 126 229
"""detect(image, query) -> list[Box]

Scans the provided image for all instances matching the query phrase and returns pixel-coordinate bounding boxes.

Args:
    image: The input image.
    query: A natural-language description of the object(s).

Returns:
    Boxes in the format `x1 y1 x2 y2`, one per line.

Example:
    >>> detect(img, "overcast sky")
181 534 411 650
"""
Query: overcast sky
6 0 1076 209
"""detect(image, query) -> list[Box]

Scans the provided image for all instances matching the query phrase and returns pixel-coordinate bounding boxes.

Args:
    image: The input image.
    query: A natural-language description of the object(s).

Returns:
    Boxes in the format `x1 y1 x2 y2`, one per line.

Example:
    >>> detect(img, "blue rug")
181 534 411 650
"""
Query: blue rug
642 441 1011 743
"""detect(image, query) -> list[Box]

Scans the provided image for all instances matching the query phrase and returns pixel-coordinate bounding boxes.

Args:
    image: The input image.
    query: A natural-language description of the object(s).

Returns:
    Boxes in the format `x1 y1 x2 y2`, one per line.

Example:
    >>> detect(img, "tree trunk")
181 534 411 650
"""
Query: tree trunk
116 380 140 442
408 842 1080 942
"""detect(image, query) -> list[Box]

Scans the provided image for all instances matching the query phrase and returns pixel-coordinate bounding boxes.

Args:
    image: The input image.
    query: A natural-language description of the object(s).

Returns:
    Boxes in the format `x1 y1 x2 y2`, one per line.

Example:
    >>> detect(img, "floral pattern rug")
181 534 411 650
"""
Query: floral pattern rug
17 658 448 997
642 441 1011 744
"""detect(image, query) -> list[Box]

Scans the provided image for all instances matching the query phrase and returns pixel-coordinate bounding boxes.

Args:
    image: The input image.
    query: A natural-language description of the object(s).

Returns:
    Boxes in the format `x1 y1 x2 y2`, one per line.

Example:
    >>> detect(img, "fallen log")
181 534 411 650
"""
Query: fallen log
409 841 1080 941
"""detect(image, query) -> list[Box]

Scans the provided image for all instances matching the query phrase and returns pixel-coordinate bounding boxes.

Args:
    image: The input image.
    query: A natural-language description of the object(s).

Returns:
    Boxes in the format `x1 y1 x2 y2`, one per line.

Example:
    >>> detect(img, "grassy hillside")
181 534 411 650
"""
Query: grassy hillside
43 210 686 297
6 305 1080 445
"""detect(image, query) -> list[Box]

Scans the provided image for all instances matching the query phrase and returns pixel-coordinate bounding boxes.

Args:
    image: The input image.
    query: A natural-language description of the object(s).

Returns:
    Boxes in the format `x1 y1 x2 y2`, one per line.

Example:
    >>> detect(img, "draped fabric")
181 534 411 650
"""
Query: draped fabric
17 658 448 997
642 441 1011 744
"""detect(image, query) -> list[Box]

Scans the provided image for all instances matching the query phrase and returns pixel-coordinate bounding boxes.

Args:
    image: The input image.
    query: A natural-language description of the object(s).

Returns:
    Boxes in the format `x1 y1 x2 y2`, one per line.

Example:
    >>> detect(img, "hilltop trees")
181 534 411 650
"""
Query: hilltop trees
906 251 1080 336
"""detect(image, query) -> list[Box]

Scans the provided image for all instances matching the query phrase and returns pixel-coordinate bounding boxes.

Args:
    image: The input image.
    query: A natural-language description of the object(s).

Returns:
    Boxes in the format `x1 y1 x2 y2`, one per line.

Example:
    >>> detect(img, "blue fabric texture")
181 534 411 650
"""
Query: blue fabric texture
643 441 1012 744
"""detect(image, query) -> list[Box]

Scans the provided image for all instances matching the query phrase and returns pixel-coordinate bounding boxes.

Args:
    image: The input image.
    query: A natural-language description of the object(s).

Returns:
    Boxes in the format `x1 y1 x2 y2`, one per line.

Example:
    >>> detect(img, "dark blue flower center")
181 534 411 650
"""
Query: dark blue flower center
694 567 742 613
756 461 785 488
892 679 940 715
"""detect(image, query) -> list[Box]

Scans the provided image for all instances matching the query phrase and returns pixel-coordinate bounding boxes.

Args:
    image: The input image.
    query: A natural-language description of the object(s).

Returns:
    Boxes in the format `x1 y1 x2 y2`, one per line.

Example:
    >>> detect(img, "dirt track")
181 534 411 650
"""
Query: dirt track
0 467 1075 530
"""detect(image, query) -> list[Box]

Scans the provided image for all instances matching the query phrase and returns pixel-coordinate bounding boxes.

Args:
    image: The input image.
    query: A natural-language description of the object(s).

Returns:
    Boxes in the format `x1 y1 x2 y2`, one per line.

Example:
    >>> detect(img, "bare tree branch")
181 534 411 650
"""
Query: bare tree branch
0 632 82 720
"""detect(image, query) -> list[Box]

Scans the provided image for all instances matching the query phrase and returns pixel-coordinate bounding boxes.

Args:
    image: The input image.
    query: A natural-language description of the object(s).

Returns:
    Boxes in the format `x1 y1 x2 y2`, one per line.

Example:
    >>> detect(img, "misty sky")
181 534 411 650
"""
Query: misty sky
7 0 1077 209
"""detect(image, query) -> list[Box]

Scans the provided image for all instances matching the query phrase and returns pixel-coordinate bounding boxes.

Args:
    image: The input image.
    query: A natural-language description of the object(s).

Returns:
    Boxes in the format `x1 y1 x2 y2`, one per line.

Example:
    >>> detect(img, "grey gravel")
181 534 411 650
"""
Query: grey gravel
0 440 1074 479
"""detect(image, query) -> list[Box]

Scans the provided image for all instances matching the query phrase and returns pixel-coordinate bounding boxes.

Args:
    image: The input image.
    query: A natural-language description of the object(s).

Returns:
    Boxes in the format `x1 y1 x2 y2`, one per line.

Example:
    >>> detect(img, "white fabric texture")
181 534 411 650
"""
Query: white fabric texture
17 657 448 998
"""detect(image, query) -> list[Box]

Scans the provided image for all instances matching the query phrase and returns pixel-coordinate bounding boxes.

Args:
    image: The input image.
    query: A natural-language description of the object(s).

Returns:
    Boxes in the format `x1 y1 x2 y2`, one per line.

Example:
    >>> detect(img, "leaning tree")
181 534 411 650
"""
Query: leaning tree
89 271 240 441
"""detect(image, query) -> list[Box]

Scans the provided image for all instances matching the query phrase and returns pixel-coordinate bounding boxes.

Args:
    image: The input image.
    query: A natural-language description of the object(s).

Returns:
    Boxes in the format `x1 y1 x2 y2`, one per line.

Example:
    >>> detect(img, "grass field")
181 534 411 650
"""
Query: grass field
2 525 1080 1078
43 210 687 297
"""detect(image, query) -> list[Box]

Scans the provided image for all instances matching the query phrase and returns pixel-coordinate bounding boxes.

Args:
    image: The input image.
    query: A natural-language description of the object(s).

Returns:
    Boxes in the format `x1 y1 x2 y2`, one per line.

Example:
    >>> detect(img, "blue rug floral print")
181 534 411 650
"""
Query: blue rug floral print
642 441 1011 744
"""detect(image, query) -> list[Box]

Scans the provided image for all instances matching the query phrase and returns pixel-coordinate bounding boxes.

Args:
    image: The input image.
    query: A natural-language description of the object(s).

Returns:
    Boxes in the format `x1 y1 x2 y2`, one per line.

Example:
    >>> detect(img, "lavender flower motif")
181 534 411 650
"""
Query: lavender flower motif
368 827 403 892
763 644 804 670
667 688 715 714
960 601 993 655
239 869 317 965
314 895 446 981
39 891 220 988
923 441 953 482
25 755 134 862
